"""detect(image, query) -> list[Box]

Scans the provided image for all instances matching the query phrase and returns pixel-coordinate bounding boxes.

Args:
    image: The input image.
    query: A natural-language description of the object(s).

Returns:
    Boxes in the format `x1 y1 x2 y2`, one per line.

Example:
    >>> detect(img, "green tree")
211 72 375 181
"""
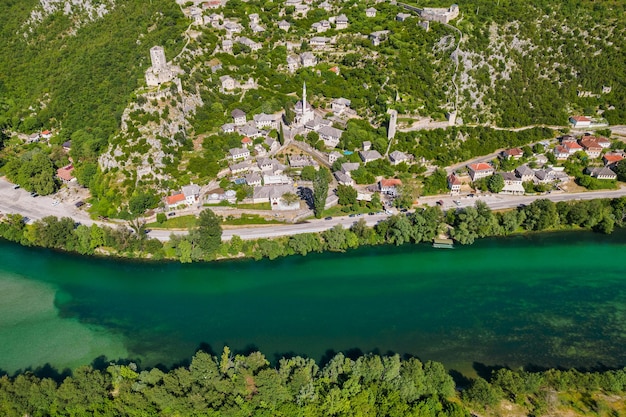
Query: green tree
488 174 505 193
336 184 357 206
313 168 330 218
156 213 167 224
194 209 222 255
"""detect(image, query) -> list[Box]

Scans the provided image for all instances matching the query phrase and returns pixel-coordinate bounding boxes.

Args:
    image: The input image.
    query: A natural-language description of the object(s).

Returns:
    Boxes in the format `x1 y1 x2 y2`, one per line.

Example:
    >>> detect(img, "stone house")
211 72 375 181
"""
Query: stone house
467 162 494 181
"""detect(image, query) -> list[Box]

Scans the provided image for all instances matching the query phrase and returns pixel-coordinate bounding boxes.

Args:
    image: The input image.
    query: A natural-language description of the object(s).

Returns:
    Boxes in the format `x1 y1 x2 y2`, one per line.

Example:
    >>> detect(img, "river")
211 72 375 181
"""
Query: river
2 230 626 376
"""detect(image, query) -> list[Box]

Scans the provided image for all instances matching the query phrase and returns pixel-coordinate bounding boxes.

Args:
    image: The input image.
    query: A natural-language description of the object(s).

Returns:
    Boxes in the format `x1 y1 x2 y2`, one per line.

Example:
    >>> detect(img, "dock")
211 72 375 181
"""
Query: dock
433 238 454 249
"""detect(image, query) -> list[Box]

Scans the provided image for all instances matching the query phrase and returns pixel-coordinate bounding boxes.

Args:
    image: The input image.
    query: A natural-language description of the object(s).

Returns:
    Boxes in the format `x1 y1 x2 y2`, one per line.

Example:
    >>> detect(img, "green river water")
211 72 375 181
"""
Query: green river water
1 230 626 376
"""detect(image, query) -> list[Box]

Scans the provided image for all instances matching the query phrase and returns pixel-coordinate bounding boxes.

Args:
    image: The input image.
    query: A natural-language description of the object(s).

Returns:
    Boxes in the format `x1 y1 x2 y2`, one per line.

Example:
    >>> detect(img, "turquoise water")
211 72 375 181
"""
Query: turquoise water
1 230 626 375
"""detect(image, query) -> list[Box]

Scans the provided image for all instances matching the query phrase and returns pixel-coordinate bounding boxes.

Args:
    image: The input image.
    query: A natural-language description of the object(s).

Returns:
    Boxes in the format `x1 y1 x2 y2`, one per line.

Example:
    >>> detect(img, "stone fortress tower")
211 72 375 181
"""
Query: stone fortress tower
145 46 179 87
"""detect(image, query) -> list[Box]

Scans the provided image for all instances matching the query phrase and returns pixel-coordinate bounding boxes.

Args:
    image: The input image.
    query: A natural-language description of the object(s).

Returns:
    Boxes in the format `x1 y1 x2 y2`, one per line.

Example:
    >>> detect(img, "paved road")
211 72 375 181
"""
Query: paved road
3 178 626 243
149 187 626 241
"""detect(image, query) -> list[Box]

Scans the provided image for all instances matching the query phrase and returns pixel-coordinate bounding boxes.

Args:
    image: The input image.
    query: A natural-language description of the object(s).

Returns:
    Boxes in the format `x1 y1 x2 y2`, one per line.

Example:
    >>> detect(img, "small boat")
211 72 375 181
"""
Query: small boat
432 238 454 249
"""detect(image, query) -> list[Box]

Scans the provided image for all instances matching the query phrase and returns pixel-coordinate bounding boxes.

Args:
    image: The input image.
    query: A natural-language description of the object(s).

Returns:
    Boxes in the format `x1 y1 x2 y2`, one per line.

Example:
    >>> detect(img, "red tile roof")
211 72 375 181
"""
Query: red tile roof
579 137 602 150
241 136 252 144
166 193 185 206
571 116 591 122
468 162 492 171
504 148 523 156
56 165 74 181
380 178 402 187
448 174 461 185
41 130 51 135
603 154 624 163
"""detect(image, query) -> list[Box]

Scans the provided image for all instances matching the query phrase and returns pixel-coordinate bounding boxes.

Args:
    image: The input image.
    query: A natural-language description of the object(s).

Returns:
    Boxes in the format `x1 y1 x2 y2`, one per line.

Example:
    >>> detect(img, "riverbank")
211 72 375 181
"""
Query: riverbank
1 195 625 262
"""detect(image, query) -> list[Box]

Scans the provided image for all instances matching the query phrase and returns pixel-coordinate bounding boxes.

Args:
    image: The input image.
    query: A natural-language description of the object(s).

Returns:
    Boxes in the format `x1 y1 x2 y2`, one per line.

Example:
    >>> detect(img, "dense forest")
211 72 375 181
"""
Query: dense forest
2 349 626 416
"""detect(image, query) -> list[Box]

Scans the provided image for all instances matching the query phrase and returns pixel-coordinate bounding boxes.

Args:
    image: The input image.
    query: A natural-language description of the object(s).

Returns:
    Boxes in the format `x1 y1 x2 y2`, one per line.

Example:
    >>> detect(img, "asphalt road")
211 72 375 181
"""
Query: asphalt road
3 177 626 242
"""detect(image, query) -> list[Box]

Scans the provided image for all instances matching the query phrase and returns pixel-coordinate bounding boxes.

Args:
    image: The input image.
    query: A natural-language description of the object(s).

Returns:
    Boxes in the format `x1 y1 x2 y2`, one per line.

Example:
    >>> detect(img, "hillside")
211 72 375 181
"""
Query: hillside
0 0 624 215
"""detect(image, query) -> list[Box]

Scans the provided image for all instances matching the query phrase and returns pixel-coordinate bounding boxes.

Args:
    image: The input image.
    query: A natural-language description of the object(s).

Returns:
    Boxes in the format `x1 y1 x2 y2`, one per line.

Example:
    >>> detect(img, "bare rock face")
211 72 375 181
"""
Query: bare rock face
22 0 114 38
98 79 203 186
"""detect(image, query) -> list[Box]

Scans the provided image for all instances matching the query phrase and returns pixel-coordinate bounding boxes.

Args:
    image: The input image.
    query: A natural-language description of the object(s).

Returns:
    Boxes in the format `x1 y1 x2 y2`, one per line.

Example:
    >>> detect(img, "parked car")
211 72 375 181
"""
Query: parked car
168 212 176 217
324 216 333 220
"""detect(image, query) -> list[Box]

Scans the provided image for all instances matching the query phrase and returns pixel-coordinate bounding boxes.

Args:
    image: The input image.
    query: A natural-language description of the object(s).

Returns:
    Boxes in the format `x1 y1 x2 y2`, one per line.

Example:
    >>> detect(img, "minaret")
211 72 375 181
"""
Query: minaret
302 82 307 113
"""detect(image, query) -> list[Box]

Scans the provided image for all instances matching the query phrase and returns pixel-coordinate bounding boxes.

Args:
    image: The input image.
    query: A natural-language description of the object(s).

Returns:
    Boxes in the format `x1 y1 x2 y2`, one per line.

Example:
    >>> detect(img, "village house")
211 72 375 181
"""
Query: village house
245 172 262 186
202 0 223 9
205 189 237 205
287 55 300 72
263 174 292 185
241 136 253 147
318 125 342 148
499 172 525 195
294 4 310 17
584 135 611 148
396 13 411 22
221 123 235 133
360 150 383 164
253 113 280 130
369 30 389 46
534 168 569 184
447 173 461 194
579 137 603 158
379 178 402 196
56 165 75 183
236 36 262 52
166 183 201 209
232 108 247 125
41 130 53 140
278 20 291 31
238 122 263 138
254 144 267 157
420 4 459 23
222 39 233 53
252 184 300 210
389 150 410 165
586 167 617 180
328 151 342 164
228 161 252 175
366 7 377 17
27 133 41 143
229 147 250 160
334 171 354 186
223 21 243 35
570 115 592 128
335 14 349 29
220 75 236 91
312 20 331 33
300 52 317 67
265 137 279 152
341 162 360 175
500 148 524 160
467 162 494 181
515 165 535 182
310 37 330 48
362 141 372 151
289 155 317 169
603 152 625 167
319 0 332 12
331 97 351 115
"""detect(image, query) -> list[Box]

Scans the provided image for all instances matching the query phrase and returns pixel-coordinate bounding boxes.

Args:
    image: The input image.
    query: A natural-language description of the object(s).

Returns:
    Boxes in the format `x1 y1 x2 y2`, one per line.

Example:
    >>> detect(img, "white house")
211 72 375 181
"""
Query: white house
359 150 382 163
389 150 410 165
335 14 348 29
366 7 377 17
379 179 402 196
318 125 342 148
287 55 300 73
220 75 236 91
570 115 592 128
229 147 250 160
331 97 351 115
278 20 291 31
467 162 494 181
253 113 280 130
232 108 246 125
447 173 461 194
300 51 317 67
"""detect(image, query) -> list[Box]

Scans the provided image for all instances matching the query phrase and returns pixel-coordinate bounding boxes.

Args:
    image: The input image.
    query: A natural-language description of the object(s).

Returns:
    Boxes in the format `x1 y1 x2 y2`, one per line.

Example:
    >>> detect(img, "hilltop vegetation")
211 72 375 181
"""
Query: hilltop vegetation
0 0 187 137
0 0 625 214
